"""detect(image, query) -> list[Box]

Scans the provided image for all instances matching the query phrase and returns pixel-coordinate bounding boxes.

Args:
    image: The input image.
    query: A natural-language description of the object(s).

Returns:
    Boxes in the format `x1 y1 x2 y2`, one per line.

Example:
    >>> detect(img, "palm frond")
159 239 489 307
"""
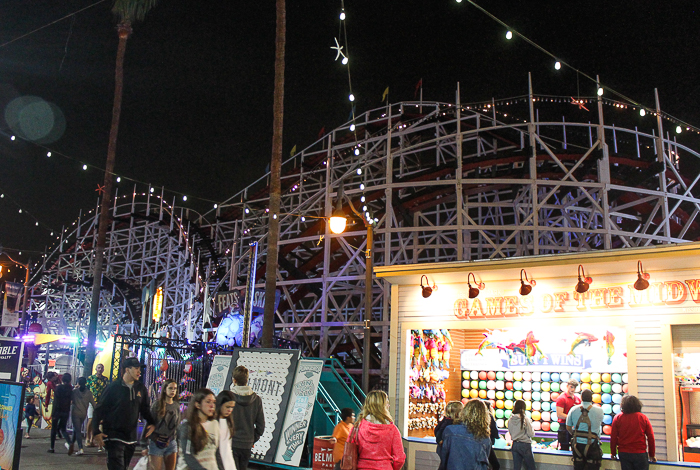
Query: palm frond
112 0 159 23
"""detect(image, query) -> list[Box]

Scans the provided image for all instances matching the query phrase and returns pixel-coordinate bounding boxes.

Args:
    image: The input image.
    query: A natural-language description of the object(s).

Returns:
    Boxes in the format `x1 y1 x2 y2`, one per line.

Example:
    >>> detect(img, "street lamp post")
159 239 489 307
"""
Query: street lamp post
0 250 31 335
330 187 374 393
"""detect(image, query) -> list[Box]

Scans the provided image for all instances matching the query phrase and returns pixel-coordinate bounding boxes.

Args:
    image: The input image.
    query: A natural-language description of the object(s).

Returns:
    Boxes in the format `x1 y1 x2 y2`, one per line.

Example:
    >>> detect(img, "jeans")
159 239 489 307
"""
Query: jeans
70 415 85 449
25 416 34 434
573 442 603 470
558 428 572 451
105 440 136 470
489 447 501 470
232 447 253 470
619 452 650 470
51 413 70 450
512 442 536 470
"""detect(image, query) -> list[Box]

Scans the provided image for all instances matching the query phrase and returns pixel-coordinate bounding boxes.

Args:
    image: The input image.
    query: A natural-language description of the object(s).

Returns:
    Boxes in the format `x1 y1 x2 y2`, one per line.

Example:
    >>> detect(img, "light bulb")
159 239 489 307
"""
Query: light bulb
555 61 561 70
349 94 355 102
456 0 462 2
245 208 250 214
363 206 367 211
361 196 365 202
273 214 277 219
214 204 218 209
350 124 356 131
35 222 38 226
506 31 513 40
357 168 362 175
342 57 348 65
640 109 646 117
117 177 121 182
360 183 365 190
301 216 306 222
11 136 15 141
19 209 22 213
676 126 682 134
597 87 604 96
354 149 360 155
340 11 346 20
150 187 154 193
47 152 52 157
183 195 188 201
82 164 88 170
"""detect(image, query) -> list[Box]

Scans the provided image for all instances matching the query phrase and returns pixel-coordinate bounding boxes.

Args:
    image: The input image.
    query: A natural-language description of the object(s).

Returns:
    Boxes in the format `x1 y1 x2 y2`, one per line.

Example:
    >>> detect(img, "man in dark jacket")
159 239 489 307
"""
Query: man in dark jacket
48 373 73 453
230 365 265 470
92 357 155 470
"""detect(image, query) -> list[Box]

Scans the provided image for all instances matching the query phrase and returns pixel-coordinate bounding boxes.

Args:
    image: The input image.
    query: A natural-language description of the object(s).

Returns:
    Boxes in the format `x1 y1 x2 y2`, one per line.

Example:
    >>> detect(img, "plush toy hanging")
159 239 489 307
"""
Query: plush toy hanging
160 358 169 372
184 361 193 374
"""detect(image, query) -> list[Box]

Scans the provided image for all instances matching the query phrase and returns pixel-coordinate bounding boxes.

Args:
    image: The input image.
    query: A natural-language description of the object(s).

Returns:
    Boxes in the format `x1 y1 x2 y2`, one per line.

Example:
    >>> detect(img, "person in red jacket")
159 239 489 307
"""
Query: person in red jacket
610 395 656 470
351 390 406 470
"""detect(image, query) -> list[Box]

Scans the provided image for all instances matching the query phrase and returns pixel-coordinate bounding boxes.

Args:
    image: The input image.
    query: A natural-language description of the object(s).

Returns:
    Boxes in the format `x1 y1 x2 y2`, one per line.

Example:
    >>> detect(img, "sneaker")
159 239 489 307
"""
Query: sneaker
75 449 84 456
47 449 54 453
67 442 74 455
98 446 105 453
24 434 30 439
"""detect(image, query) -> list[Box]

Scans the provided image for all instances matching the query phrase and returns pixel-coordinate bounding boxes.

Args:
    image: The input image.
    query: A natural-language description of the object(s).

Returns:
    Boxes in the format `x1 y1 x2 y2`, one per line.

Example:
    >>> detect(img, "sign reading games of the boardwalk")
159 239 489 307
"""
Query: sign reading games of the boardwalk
460 326 627 373
274 359 323 466
230 348 300 463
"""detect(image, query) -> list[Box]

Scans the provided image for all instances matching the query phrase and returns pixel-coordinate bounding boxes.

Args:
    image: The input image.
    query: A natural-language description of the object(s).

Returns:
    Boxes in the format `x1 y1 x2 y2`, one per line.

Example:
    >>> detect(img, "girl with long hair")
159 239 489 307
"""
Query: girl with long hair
439 400 492 470
216 391 237 470
610 395 656 470
352 390 405 470
508 399 536 470
176 388 220 470
148 379 180 470
68 376 96 455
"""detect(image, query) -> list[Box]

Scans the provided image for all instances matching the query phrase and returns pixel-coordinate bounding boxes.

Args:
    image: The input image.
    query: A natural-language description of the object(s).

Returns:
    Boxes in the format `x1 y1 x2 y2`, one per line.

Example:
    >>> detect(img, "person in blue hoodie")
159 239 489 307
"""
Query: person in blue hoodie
439 399 492 470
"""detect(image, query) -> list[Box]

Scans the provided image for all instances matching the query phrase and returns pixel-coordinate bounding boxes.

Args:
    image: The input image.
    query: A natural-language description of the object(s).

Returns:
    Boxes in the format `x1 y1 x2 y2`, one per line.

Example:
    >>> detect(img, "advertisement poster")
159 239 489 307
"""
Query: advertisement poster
205 355 234 396
460 326 628 373
230 348 300 463
1 282 23 328
0 339 24 382
0 381 25 470
274 359 323 466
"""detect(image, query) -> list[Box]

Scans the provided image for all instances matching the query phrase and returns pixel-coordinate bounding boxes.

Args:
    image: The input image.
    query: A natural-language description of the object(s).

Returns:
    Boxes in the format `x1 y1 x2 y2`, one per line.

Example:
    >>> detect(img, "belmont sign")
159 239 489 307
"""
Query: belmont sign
453 279 700 319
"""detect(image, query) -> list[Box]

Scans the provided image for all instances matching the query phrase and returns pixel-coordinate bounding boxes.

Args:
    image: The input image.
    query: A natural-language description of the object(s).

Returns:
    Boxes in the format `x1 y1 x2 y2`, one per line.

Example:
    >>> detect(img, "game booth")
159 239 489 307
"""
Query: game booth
376 242 700 470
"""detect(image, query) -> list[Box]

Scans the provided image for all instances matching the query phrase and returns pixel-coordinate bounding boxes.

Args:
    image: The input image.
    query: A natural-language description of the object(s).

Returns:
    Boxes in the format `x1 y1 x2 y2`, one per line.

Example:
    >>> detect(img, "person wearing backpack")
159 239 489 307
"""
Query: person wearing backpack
566 389 604 470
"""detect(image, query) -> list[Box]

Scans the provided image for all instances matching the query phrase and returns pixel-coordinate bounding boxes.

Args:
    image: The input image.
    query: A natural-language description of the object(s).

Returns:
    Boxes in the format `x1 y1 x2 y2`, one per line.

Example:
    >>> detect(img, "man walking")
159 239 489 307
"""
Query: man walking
555 379 581 451
92 357 155 470
47 373 73 453
567 389 605 470
86 363 109 450
230 365 265 470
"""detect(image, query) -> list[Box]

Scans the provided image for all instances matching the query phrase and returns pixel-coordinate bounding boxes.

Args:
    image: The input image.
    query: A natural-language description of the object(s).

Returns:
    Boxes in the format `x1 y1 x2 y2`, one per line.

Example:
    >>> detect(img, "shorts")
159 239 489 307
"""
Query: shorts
148 439 178 457
87 403 94 419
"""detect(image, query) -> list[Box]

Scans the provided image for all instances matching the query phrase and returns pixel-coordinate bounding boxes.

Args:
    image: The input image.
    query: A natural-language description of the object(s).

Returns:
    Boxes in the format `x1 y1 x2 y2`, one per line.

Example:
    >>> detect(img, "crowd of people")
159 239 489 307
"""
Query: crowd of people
32 357 265 470
432 378 656 470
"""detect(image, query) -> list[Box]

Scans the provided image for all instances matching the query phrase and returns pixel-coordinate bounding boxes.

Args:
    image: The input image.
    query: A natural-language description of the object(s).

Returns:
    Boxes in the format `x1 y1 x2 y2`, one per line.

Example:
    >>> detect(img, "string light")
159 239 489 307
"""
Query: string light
117 176 121 182
677 126 682 134
350 124 356 131
339 11 346 20
357 168 362 175
214 204 218 209
182 195 187 201
640 109 646 117
597 87 604 96
349 94 355 102
506 31 513 40
10 136 15 141
554 61 561 70
47 151 51 157
342 57 348 65
82 164 87 170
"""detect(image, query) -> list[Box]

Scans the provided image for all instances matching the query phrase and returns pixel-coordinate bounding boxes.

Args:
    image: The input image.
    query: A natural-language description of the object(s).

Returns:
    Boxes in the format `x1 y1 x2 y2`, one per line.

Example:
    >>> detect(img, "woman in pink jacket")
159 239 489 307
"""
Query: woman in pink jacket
352 390 406 470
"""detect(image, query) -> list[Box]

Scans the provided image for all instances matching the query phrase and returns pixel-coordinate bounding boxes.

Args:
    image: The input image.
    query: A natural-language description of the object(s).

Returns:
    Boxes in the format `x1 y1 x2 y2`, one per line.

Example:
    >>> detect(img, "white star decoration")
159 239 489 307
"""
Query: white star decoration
331 37 346 61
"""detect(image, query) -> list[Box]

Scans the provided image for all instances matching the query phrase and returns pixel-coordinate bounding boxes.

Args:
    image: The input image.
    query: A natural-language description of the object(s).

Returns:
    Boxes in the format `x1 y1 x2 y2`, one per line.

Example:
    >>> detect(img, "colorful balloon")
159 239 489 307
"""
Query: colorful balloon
622 384 629 393
551 422 560 432
541 391 551 402
487 381 496 390
541 372 551 382
496 381 505 390
532 421 541 431
602 373 611 383
525 401 531 411
581 372 591 383
591 383 601 394
532 382 541 391
603 415 612 425
487 371 496 380
505 400 513 410
479 371 488 380
463 380 470 388
612 394 622 404
505 391 514 400
581 383 591 391
479 380 487 389
542 422 551 432
514 391 523 400
603 425 612 435
522 392 532 401
532 391 541 401
541 411 551 422
462 389 470 398
612 373 622 383
560 372 570 383
496 371 505 381
479 390 487 399
613 404 621 414
601 384 612 393
496 418 505 428
571 373 581 382
470 389 479 398
592 394 601 403
463 371 470 380
506 382 514 390
522 382 532 392
602 404 612 414
496 409 504 419
602 393 612 404
487 390 496 399
505 410 512 419
622 374 628 383
523 372 532 381
611 384 622 394
462 398 469 405
505 371 514 381
532 402 541 411
496 391 505 400
514 371 523 381
532 372 541 382
514 382 523 391
532 411 541 421
549 392 558 401
541 382 551 392
551 373 560 382
590 373 601 383
550 383 560 392
471 371 479 380
541 402 550 411
496 400 504 409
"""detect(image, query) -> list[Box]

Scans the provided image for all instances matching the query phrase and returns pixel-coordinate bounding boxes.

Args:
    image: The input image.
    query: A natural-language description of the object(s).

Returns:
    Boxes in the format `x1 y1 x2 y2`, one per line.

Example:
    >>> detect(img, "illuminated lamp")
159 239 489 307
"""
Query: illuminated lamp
420 275 433 298
576 264 593 294
634 260 650 290
519 269 535 295
329 206 347 234
152 287 164 322
467 272 485 299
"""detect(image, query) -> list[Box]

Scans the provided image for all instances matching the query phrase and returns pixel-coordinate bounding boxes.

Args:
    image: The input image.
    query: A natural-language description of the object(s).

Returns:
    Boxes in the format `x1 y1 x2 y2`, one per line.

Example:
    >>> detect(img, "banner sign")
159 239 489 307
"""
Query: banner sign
1 282 23 328
230 348 300 463
0 338 24 381
460 326 628 373
205 355 234 396
0 380 25 469
214 289 281 318
274 359 323 466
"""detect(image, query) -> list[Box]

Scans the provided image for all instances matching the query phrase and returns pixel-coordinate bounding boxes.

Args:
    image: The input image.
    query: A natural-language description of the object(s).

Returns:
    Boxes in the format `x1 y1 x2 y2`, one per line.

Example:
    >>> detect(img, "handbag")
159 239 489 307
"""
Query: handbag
341 421 360 470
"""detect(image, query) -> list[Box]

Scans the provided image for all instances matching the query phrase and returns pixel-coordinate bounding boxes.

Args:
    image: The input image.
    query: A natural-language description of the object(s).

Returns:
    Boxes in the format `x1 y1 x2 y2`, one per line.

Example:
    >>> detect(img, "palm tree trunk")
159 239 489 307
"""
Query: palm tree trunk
84 22 132 377
262 0 286 348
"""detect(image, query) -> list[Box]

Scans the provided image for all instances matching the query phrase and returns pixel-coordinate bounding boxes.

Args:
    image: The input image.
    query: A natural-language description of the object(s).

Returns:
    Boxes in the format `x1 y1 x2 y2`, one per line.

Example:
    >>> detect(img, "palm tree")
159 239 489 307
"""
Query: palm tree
262 0 286 348
84 0 159 377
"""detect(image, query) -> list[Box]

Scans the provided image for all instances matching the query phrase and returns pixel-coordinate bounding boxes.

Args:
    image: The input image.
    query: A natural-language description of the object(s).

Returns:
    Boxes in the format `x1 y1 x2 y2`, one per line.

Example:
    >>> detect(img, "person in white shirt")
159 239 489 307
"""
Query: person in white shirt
216 391 237 470
176 389 220 470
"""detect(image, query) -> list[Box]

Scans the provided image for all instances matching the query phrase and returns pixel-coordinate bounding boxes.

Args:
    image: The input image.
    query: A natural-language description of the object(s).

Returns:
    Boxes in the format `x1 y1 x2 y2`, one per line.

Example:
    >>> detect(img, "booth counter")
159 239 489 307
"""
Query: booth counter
376 243 700 470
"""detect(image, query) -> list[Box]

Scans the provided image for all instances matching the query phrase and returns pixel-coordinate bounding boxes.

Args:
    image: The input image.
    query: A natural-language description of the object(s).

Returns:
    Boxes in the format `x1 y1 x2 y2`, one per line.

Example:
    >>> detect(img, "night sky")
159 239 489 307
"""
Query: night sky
0 0 698 279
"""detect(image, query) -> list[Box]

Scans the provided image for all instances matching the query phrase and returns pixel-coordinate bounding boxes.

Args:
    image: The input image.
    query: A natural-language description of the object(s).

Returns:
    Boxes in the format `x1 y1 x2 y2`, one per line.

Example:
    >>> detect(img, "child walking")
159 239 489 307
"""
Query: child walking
24 395 39 439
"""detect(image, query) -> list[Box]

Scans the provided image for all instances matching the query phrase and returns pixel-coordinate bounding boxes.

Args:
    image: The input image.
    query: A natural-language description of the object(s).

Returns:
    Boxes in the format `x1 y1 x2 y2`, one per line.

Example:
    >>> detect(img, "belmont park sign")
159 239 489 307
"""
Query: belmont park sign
453 279 700 319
